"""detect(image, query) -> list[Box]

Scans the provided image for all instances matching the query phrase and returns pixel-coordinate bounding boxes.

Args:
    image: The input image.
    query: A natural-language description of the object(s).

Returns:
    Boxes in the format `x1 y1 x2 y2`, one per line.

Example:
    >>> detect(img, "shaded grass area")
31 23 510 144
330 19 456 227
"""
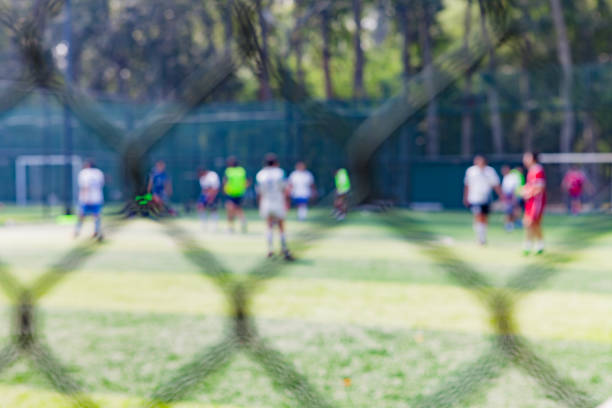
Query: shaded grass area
0 308 610 408
0 271 608 342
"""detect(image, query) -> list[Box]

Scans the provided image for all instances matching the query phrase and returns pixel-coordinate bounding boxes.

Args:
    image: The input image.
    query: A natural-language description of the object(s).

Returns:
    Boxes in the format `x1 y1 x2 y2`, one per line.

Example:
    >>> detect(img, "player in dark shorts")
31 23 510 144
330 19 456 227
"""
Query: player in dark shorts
463 155 502 245
223 156 249 233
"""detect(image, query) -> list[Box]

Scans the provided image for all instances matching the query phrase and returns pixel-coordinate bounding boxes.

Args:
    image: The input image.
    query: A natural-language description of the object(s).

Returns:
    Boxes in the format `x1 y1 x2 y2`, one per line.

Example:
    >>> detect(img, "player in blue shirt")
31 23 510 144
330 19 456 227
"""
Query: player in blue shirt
147 160 175 215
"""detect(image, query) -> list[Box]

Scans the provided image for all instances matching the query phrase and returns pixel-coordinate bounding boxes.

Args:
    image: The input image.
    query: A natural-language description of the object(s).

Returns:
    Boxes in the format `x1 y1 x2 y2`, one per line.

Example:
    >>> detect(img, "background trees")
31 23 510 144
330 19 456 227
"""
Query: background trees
1 0 612 155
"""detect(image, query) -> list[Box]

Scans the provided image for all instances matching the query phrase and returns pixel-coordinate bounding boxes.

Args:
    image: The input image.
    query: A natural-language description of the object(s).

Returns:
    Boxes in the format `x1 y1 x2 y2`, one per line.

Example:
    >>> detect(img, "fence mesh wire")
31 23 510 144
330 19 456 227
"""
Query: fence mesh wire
0 0 609 407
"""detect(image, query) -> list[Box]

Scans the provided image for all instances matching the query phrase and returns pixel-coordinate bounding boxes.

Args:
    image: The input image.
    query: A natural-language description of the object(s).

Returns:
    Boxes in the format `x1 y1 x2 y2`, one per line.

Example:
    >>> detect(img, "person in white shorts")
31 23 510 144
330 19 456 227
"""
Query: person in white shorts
288 161 316 221
256 153 294 260
75 160 105 240
463 155 502 245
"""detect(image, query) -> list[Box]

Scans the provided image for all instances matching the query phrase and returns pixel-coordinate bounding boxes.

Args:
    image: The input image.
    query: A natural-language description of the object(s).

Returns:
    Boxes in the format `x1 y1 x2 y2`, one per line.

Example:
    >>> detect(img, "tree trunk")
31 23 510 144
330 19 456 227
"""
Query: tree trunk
582 111 598 152
461 0 473 157
202 7 217 57
519 69 535 151
352 0 365 99
395 0 413 82
293 0 306 88
549 0 575 152
395 0 413 205
255 0 272 100
478 0 504 154
321 8 334 99
373 0 389 45
418 3 439 156
223 0 233 55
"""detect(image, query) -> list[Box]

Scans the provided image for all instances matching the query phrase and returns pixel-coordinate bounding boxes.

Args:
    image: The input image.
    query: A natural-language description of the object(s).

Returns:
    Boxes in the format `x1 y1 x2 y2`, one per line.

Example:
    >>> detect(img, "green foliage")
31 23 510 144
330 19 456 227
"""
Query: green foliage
2 0 612 154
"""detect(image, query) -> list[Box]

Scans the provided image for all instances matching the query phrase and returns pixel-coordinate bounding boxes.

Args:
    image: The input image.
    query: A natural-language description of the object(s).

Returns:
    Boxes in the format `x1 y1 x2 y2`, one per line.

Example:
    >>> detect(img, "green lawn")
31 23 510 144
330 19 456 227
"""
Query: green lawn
0 207 610 407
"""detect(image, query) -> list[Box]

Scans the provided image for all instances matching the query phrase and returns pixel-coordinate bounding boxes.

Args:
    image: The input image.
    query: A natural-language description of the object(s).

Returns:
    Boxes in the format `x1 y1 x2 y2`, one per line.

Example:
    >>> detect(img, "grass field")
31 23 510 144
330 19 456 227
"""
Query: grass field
0 207 610 407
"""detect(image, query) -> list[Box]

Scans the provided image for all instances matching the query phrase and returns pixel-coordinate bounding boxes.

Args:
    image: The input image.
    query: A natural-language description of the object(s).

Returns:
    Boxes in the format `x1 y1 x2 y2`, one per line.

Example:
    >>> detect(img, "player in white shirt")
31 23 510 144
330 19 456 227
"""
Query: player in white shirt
197 168 220 231
288 162 316 221
463 155 502 245
256 153 294 260
75 160 105 240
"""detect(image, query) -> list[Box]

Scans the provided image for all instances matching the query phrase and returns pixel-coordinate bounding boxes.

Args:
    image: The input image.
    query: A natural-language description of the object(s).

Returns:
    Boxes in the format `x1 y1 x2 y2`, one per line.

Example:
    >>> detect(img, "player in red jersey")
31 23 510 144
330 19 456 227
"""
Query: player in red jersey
562 165 589 215
521 152 546 255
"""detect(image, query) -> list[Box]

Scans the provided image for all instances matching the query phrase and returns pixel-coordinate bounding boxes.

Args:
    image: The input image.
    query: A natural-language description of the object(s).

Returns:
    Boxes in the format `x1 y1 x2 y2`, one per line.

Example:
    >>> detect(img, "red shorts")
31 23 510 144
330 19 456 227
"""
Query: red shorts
524 193 546 223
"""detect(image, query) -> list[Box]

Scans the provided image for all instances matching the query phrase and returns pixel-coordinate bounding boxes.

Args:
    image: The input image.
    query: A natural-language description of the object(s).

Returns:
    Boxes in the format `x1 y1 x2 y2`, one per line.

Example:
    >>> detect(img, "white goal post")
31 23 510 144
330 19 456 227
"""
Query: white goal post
15 155 82 206
539 153 612 164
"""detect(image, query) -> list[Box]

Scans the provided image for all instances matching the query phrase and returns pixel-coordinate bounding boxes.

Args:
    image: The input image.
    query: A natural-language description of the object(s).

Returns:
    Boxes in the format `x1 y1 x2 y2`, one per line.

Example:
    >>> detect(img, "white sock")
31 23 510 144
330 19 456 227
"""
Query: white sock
524 240 533 251
94 217 101 236
474 222 487 244
297 205 308 220
267 229 274 253
280 232 288 252
535 240 545 251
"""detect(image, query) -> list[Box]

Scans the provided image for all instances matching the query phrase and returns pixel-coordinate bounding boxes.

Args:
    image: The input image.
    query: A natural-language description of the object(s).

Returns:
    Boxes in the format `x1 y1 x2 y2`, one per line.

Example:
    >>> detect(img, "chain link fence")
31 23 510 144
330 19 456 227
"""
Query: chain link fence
0 0 609 407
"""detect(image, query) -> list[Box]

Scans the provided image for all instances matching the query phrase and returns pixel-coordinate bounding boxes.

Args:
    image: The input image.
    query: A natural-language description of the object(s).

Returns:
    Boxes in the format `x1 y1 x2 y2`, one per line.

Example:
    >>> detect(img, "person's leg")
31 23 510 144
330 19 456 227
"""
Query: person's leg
226 201 236 232
278 219 287 252
474 213 488 245
266 217 275 256
278 219 293 260
75 207 85 238
237 204 247 232
573 196 582 214
533 221 544 253
93 213 102 238
336 195 347 220
210 208 219 232
524 218 534 253
505 212 514 231
297 203 308 221
198 206 206 226
513 201 523 228
333 196 340 217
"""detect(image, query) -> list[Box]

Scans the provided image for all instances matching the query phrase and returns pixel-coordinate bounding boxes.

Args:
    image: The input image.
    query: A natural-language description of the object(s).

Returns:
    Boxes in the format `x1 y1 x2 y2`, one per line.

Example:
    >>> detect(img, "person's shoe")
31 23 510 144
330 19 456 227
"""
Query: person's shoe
283 250 295 262
535 248 544 255
523 249 531 256
267 252 274 259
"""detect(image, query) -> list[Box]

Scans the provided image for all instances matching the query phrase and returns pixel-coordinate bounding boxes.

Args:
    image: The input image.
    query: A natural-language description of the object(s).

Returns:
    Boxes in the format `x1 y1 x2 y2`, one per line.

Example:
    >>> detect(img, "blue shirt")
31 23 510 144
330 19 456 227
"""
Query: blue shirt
151 170 168 195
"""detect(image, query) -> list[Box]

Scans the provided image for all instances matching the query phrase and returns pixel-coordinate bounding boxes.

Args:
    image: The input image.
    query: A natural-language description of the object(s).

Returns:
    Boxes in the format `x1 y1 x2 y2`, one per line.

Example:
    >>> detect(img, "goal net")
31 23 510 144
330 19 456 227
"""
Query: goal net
15 155 82 206
539 153 612 213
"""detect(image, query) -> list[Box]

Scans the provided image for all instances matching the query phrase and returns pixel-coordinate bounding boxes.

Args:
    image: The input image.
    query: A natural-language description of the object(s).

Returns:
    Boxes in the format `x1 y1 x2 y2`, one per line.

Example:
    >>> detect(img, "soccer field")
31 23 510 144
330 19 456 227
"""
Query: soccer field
0 208 610 407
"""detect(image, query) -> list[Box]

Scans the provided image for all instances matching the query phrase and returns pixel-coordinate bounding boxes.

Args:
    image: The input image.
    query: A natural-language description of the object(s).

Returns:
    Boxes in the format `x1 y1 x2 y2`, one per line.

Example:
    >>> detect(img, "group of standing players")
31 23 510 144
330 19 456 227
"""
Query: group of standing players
464 152 547 254
77 150 567 258
75 154 352 260
194 154 321 260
